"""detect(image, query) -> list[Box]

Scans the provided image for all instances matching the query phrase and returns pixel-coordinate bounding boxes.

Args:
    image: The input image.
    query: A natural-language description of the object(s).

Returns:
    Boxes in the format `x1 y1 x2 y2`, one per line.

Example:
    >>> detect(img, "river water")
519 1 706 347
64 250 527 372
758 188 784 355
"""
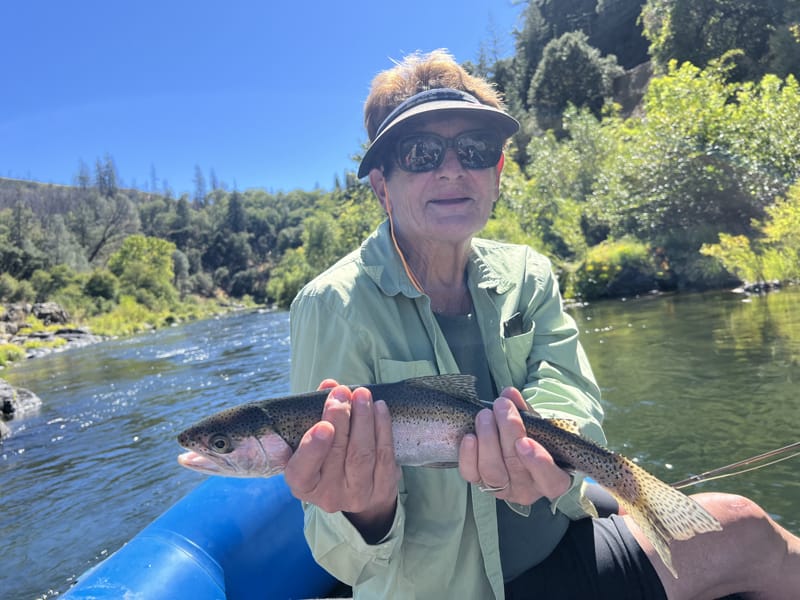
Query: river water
2 290 799 599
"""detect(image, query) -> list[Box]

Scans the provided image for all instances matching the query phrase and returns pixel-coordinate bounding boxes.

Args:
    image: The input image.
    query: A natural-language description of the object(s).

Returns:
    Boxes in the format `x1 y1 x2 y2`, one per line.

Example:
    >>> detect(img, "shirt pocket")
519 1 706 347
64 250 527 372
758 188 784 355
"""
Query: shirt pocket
377 358 437 382
502 320 535 385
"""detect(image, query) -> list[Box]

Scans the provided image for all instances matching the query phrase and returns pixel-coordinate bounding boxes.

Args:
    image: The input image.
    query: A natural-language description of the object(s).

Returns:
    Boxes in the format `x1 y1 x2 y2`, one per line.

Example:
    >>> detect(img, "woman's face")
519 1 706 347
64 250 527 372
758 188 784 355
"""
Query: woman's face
369 116 501 250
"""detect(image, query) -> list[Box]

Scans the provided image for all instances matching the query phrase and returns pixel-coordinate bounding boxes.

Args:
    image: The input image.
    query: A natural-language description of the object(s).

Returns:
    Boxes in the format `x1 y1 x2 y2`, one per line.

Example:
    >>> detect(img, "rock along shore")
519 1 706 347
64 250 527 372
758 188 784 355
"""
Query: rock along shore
1 302 106 441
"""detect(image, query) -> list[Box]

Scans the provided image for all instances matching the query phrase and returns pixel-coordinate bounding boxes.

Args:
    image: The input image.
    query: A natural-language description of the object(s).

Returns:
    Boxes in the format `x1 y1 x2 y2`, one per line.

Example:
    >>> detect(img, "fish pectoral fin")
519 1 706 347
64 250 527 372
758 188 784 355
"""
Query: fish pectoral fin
421 461 460 469
580 493 599 518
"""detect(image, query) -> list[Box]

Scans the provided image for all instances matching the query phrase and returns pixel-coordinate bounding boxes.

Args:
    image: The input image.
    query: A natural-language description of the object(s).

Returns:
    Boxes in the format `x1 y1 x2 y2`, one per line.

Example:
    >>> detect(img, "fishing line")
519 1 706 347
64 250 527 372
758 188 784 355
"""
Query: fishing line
671 441 800 490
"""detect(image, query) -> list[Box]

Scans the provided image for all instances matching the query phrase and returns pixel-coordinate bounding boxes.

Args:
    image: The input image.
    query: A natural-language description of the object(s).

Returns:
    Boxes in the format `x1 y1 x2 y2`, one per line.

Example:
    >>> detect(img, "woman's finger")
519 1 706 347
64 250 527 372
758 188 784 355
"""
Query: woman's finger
284 421 335 498
458 433 480 484
475 408 509 490
344 388 378 501
515 437 571 499
317 378 339 391
372 400 400 499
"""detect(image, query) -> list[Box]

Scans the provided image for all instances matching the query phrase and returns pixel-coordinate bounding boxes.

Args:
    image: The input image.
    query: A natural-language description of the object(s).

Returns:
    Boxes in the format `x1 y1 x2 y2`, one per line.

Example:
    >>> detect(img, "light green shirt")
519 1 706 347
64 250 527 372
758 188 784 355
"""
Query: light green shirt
290 220 605 599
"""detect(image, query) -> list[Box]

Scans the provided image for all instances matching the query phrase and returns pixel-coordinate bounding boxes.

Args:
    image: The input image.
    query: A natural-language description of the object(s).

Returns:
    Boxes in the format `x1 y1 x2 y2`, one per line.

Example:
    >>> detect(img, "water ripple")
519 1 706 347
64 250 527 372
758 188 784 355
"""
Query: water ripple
1 309 290 599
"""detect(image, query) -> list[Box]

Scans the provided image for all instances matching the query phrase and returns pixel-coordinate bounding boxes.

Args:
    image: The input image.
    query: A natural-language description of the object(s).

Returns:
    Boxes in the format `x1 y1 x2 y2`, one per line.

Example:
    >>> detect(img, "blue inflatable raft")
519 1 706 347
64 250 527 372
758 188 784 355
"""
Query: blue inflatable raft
62 476 339 599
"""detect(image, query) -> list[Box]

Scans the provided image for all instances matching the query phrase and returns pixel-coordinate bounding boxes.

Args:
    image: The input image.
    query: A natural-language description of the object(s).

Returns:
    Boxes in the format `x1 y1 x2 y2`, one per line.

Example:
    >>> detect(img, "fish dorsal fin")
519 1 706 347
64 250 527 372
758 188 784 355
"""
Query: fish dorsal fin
404 374 483 405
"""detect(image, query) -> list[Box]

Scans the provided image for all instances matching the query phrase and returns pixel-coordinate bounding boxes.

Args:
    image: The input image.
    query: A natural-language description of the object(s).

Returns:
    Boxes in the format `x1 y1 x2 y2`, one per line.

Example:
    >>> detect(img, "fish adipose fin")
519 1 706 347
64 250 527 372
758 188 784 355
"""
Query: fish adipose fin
547 417 581 435
405 374 483 405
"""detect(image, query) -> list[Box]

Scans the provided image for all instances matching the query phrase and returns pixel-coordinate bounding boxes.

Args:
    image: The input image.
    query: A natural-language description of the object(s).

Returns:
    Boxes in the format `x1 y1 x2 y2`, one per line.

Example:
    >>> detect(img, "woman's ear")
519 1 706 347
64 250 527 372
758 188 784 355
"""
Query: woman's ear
369 168 389 212
492 153 504 200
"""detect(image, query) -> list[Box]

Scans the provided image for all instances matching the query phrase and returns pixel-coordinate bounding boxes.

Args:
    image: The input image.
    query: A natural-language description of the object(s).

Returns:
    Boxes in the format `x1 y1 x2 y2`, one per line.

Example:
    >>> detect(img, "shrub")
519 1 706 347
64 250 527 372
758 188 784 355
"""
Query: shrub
571 238 664 299
266 248 314 307
30 269 54 302
701 181 800 284
0 343 25 366
84 270 119 300
11 280 36 303
0 273 18 302
189 272 215 297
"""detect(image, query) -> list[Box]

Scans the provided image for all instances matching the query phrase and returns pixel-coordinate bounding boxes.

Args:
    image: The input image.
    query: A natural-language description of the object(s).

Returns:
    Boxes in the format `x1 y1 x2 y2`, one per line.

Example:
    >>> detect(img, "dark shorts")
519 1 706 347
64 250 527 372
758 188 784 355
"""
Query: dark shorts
504 513 668 600
505 484 666 600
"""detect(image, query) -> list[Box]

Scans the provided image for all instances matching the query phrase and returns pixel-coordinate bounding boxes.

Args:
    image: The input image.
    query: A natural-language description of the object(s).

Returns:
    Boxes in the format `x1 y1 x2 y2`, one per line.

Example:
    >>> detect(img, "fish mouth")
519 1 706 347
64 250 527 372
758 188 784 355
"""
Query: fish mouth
177 450 229 475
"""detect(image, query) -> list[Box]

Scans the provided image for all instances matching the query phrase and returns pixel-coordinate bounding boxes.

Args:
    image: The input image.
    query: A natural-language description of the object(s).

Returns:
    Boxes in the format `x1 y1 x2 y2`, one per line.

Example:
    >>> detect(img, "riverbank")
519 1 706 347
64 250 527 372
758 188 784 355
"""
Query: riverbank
0 302 104 440
1 302 107 359
0 299 260 440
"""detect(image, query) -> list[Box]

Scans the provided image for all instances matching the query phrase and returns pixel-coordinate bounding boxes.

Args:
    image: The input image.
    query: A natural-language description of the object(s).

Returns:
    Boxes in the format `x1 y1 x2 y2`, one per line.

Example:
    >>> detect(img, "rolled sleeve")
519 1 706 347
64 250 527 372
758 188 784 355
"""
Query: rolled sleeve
303 496 406 586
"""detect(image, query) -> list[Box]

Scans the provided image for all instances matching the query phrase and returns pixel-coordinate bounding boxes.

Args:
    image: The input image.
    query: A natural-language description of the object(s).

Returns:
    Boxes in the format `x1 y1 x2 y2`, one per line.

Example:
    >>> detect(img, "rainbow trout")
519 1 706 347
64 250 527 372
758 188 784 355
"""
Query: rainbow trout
177 374 721 577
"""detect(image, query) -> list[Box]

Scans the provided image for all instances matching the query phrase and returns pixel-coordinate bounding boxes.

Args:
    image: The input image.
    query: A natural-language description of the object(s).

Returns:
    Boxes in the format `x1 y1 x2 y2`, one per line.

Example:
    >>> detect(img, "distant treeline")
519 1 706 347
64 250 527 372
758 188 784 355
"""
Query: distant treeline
1 0 800 331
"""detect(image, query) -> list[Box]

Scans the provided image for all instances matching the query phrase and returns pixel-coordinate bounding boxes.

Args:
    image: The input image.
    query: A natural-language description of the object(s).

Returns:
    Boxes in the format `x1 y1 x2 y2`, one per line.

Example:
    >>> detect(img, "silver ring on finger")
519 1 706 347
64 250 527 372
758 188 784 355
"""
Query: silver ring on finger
478 480 510 493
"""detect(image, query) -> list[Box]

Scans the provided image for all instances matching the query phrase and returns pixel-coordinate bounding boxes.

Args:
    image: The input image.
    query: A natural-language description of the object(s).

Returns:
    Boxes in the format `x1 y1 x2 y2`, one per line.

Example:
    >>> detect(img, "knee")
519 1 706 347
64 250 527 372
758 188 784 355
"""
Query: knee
692 492 770 526
693 492 785 567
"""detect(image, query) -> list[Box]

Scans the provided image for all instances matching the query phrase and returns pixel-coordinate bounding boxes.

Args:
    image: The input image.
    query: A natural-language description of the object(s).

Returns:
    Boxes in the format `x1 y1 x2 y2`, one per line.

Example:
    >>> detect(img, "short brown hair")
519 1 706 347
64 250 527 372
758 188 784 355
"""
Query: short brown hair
363 49 506 142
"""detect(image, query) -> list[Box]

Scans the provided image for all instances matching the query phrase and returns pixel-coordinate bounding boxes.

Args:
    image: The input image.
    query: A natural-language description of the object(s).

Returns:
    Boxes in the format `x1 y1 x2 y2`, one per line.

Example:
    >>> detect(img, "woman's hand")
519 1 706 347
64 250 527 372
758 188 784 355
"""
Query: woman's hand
283 380 400 543
458 387 571 505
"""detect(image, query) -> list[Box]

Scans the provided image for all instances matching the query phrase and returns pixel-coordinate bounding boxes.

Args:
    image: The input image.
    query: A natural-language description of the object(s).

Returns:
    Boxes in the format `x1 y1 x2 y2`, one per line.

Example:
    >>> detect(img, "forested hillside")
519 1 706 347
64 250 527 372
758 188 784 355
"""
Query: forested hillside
2 0 800 348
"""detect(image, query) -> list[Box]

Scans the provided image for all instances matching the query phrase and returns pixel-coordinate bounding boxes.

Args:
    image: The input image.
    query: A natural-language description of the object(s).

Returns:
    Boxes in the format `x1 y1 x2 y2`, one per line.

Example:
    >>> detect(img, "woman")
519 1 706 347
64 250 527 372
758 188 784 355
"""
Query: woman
287 50 799 599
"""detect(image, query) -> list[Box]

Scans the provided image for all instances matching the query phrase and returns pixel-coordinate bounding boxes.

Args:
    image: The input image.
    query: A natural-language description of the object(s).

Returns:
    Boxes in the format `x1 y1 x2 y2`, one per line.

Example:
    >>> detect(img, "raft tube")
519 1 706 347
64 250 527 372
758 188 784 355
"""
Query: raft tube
62 475 337 599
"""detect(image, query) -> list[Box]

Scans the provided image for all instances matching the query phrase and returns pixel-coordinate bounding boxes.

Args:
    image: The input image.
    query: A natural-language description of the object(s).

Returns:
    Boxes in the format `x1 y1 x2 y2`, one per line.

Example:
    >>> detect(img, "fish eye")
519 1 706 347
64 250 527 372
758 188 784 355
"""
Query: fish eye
208 433 232 454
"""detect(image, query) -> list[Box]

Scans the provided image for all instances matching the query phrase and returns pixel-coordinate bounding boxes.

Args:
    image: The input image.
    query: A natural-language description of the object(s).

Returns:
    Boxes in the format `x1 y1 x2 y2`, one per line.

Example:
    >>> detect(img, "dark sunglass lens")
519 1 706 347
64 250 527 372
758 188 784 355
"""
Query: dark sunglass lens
396 134 445 172
456 132 502 169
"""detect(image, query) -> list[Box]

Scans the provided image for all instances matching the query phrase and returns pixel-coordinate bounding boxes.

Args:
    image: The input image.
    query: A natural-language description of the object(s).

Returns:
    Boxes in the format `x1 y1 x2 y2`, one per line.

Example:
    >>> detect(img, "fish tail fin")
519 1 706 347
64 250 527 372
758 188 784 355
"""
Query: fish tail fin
607 456 722 578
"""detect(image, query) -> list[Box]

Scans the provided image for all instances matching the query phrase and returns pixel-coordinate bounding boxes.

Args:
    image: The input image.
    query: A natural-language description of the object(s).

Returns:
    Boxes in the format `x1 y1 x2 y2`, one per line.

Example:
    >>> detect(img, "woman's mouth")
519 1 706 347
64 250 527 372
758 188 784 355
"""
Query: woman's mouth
429 197 470 206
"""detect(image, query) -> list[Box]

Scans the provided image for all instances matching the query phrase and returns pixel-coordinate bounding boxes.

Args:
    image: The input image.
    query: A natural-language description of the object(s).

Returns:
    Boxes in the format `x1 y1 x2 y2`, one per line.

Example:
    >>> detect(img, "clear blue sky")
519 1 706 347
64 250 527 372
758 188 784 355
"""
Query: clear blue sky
1 1 523 196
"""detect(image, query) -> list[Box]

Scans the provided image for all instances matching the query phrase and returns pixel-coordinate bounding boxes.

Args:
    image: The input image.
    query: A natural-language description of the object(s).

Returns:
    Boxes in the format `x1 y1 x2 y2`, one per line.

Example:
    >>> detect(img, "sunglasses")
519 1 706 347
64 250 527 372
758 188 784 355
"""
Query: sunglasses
393 129 504 173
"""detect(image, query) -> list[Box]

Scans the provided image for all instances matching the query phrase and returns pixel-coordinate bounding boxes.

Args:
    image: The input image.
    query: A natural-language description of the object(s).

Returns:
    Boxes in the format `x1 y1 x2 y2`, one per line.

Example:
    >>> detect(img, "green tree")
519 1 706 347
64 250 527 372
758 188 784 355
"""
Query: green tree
108 235 177 307
589 58 800 287
525 106 613 256
8 195 37 252
529 32 622 131
95 153 119 198
172 249 191 298
85 194 139 264
513 1 552 109
0 205 45 279
641 0 783 80
266 248 314 307
302 213 342 272
74 160 92 190
84 269 119 300
65 189 139 265
225 190 248 233
193 165 207 206
41 214 88 271
592 0 650 68
331 180 384 255
0 273 17 302
768 21 800 79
